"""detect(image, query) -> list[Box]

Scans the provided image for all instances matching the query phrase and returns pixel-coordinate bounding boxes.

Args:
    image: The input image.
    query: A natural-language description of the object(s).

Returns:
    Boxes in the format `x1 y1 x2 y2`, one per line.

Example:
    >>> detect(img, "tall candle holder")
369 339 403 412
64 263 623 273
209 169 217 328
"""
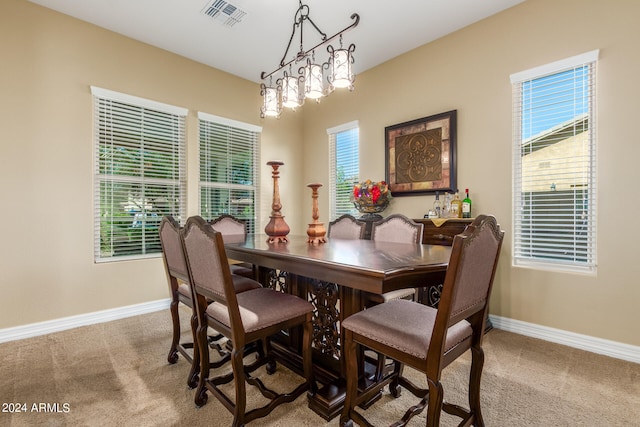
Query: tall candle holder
264 161 290 243
306 183 327 244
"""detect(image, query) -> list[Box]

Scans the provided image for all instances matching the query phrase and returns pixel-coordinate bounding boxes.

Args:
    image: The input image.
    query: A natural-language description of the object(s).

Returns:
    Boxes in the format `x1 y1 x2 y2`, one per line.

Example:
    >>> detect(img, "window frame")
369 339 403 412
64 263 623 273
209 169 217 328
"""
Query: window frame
328 121 360 220
197 112 261 233
92 86 187 262
510 50 598 273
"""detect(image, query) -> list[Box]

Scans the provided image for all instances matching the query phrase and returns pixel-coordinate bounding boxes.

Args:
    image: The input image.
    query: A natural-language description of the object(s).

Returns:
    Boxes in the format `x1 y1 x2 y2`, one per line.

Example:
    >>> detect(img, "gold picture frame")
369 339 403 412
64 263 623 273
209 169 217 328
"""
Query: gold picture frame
385 110 457 195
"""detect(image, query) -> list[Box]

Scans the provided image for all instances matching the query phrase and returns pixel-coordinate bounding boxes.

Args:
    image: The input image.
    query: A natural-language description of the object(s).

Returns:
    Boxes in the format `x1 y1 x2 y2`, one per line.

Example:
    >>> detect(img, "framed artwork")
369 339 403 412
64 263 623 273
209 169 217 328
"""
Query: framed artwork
385 110 457 196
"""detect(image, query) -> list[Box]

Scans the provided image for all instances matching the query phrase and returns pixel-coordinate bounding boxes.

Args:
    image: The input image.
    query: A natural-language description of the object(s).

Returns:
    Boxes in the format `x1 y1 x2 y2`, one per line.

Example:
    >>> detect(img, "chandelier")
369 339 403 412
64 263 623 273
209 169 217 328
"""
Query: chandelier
260 1 360 118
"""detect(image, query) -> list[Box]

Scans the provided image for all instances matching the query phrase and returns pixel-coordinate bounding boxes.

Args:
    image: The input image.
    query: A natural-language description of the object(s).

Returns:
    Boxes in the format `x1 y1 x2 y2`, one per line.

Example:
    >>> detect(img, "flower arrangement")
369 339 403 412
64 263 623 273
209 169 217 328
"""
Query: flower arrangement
352 179 392 213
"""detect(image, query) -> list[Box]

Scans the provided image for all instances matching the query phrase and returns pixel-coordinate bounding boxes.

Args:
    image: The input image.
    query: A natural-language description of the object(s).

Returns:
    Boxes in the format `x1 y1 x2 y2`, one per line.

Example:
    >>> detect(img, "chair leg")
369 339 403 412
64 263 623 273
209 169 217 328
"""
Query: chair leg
167 298 180 364
469 346 485 427
187 312 200 388
374 353 386 382
339 329 358 427
262 338 277 375
389 360 404 398
426 378 444 427
231 347 247 427
194 322 210 407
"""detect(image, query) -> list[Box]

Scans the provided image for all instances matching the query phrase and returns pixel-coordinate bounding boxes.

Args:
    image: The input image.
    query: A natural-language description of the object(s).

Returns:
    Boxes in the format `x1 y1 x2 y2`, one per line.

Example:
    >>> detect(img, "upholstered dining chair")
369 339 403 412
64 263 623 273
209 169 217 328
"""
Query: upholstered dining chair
365 214 425 382
209 214 255 279
368 213 424 304
159 216 194 366
181 216 316 426
327 214 367 240
159 216 261 388
370 213 423 243
340 215 504 427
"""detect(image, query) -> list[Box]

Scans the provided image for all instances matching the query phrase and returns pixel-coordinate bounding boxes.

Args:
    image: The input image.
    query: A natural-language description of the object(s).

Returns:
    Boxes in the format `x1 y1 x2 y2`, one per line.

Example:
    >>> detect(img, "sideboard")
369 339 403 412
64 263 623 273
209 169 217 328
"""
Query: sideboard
358 216 473 243
413 218 474 246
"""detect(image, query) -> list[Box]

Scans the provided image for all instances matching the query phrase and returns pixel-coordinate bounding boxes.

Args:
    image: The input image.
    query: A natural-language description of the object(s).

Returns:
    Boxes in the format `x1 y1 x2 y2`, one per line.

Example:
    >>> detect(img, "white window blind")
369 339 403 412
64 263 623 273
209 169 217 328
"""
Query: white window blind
328 121 359 219
198 112 261 233
511 50 598 272
92 87 187 261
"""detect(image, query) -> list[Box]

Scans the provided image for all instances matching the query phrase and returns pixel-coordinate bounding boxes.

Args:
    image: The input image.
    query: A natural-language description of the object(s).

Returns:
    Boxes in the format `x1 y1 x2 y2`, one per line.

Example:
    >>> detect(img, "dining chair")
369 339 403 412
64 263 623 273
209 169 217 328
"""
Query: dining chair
364 213 426 384
327 214 367 240
181 215 316 426
340 215 504 427
370 213 423 243
209 214 255 279
159 216 262 388
368 213 424 304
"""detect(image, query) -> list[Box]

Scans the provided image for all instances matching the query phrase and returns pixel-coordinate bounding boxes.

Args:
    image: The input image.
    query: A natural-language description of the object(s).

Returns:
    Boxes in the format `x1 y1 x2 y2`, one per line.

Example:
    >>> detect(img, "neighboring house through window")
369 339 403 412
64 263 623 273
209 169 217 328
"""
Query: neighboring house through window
198 112 260 232
328 121 359 219
92 87 187 261
511 50 598 272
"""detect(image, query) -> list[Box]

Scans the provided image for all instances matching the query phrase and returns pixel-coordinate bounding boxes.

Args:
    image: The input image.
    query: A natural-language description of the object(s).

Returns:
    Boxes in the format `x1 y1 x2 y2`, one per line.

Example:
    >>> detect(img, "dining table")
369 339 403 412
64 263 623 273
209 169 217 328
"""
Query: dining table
224 233 452 420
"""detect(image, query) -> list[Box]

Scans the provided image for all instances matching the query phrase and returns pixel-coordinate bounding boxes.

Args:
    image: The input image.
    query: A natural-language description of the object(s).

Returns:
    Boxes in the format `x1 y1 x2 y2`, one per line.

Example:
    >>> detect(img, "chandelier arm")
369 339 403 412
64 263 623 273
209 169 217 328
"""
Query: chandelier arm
260 13 360 81
304 15 328 41
279 21 301 67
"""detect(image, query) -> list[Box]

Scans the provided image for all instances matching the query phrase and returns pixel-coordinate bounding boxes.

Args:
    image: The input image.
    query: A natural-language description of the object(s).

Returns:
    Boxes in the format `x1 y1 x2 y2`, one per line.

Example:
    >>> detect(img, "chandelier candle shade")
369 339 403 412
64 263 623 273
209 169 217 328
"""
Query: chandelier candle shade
327 36 355 90
281 70 302 109
261 83 280 117
303 57 324 99
260 1 360 118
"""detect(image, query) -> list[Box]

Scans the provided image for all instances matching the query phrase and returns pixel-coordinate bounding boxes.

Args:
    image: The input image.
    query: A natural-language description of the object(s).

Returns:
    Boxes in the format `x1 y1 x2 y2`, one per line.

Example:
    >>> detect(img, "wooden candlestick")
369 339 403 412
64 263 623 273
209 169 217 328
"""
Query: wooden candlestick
264 161 290 243
306 183 327 244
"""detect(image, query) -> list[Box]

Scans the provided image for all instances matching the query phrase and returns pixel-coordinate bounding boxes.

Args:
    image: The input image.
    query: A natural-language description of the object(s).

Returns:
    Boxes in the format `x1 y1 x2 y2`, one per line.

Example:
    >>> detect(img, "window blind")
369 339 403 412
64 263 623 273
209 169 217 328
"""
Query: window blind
328 121 359 219
92 87 187 261
198 112 261 233
511 51 598 272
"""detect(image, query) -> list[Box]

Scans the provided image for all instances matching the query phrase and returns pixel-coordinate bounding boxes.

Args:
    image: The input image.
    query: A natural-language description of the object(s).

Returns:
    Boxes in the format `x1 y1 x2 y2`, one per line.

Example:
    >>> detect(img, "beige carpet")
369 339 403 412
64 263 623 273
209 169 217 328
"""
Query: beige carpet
2 307 639 426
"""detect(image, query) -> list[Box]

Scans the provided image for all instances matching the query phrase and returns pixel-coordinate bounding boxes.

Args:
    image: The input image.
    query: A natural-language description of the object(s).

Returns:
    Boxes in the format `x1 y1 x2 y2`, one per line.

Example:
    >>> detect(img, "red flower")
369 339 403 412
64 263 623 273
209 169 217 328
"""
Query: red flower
371 186 381 203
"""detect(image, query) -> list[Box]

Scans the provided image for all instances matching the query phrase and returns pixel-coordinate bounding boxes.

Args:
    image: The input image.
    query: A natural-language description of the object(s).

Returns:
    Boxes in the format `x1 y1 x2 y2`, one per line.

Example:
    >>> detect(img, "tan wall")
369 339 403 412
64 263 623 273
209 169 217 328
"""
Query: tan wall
2 0 640 349
301 0 640 346
0 0 303 327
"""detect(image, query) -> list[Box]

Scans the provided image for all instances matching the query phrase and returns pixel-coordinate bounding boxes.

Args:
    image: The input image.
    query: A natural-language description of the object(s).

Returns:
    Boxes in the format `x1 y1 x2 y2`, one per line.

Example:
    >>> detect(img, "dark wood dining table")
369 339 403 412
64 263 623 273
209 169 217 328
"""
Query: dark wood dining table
224 233 452 420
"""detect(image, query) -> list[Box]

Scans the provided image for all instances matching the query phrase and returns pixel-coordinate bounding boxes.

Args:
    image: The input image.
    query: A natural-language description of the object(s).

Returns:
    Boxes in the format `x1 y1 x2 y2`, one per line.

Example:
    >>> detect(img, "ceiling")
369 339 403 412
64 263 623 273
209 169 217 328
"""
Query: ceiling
29 0 524 84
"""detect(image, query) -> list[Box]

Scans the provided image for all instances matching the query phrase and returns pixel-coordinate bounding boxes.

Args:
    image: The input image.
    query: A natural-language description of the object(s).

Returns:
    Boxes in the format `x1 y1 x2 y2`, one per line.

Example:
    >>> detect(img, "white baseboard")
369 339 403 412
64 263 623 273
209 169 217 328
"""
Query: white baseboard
489 314 640 364
0 299 170 344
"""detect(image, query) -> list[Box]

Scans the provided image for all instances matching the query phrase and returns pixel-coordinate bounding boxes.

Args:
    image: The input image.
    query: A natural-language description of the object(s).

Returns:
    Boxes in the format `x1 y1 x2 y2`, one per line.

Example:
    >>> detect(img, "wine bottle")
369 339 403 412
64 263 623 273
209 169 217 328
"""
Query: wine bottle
462 188 472 218
433 191 442 218
451 189 462 218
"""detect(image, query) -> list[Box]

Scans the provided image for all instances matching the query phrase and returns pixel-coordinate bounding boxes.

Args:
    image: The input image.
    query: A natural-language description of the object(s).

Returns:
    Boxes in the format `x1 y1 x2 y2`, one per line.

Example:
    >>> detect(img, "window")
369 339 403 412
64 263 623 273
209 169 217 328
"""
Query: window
511 50 598 272
198 112 260 232
92 87 187 261
328 121 359 219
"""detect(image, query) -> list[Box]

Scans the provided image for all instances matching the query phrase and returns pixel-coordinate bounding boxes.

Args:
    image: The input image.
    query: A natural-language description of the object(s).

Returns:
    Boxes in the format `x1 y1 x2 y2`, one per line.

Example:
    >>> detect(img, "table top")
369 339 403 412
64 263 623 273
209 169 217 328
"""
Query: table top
224 234 451 294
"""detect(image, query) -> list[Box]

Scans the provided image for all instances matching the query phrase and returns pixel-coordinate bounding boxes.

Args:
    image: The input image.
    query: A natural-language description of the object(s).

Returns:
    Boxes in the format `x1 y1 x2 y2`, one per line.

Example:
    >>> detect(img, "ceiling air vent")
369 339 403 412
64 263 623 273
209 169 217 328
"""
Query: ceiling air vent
201 0 247 27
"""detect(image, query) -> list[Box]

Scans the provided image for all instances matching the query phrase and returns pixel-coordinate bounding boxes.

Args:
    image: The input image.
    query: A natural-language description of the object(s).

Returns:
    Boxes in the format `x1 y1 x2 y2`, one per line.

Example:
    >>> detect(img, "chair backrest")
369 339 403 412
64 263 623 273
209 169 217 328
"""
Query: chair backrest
209 214 247 237
327 214 366 240
430 215 504 367
159 216 189 284
181 215 242 332
370 214 424 244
